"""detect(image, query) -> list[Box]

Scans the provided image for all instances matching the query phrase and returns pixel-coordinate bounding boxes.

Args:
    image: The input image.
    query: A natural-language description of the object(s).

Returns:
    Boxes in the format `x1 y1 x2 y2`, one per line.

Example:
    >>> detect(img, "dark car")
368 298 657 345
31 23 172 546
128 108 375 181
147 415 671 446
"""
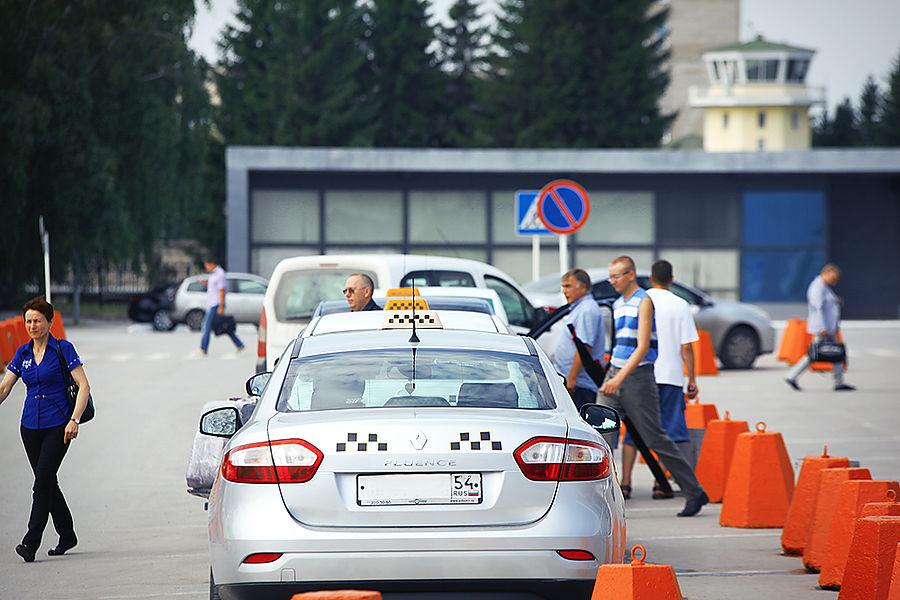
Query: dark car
127 282 178 331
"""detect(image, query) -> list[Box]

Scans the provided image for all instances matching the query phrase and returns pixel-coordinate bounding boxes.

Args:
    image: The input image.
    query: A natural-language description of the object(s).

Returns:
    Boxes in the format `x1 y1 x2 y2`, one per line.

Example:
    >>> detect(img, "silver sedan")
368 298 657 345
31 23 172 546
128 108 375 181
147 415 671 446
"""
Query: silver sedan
200 311 625 599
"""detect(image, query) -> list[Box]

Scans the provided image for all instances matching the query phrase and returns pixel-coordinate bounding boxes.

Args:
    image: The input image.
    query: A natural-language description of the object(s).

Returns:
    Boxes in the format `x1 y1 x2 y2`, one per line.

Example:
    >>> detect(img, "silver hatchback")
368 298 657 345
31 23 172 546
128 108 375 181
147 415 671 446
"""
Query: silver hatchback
200 313 625 599
171 272 268 330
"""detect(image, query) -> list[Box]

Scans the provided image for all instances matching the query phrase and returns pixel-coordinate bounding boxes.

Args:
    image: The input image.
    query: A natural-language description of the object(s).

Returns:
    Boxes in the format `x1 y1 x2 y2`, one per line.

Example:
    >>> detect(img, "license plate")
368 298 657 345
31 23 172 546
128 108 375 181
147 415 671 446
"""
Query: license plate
357 473 482 506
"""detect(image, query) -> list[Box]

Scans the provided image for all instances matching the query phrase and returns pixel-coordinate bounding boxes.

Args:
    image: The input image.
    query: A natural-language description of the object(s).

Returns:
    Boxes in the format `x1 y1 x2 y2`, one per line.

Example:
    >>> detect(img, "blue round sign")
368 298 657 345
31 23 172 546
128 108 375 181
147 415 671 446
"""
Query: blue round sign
536 180 590 234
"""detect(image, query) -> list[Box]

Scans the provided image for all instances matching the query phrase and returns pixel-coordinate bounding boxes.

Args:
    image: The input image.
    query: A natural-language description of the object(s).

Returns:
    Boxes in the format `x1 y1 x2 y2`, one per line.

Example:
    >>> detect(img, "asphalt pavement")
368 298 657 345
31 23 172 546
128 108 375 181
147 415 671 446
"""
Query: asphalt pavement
0 318 898 600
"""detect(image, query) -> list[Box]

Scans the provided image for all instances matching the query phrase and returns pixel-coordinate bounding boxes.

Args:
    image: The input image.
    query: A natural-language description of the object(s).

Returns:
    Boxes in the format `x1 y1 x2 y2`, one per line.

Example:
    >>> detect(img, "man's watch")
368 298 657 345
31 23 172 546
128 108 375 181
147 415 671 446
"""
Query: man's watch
71 418 80 424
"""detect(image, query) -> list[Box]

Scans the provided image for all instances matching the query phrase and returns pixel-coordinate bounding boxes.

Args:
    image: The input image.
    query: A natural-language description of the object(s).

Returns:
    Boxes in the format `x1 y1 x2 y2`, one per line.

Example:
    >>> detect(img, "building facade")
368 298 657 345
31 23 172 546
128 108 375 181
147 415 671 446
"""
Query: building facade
227 147 900 318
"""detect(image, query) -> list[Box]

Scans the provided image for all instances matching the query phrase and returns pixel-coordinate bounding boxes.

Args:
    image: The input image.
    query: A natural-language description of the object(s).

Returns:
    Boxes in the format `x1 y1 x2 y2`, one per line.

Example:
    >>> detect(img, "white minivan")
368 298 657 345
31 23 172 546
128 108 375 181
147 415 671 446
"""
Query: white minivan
257 254 546 371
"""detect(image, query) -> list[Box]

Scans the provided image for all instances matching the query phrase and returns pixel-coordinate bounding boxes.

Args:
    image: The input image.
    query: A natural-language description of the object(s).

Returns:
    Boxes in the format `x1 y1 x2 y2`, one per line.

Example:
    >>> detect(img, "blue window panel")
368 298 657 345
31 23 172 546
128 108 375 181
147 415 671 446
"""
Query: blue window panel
743 191 825 247
742 249 824 302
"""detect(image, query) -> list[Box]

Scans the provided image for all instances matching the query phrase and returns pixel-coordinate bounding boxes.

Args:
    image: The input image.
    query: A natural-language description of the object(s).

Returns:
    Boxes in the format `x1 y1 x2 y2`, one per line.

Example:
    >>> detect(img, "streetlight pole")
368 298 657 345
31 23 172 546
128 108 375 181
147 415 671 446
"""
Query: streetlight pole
39 216 51 303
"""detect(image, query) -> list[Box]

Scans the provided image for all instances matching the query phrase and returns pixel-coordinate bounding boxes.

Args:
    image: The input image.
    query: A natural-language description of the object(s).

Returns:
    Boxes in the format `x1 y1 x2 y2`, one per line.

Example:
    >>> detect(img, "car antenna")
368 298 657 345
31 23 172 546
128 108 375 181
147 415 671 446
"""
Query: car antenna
409 289 420 344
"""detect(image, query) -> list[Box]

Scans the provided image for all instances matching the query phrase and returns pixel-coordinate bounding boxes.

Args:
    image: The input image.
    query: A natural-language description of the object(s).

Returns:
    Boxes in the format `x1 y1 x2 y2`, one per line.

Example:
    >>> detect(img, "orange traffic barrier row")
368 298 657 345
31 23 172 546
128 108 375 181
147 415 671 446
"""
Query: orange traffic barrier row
838 516 900 600
781 446 850 555
819 480 900 589
803 466 872 572
719 422 794 528
591 545 683 600
695 412 748 503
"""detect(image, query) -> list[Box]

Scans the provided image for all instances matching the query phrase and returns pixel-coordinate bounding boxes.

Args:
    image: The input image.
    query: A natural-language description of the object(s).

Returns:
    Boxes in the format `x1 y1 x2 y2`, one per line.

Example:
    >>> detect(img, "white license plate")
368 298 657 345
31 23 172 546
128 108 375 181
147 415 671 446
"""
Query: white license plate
357 473 482 506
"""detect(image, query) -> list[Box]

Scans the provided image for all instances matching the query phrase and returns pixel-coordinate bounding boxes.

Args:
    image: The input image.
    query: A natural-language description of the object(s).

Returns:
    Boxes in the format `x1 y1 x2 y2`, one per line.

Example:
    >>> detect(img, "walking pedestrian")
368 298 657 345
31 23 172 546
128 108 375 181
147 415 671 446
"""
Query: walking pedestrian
0 297 89 562
194 257 244 356
598 256 708 517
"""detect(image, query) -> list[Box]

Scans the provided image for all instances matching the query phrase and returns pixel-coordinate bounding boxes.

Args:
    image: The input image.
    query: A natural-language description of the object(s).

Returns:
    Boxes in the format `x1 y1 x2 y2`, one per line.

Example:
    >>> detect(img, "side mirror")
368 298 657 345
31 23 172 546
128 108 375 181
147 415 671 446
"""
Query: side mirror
246 372 271 397
580 404 621 433
200 407 242 438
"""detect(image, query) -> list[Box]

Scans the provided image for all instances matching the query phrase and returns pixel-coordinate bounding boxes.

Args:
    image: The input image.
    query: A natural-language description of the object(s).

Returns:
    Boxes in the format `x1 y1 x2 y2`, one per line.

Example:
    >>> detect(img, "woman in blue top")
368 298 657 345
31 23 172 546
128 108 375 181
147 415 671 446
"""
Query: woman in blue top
0 297 91 562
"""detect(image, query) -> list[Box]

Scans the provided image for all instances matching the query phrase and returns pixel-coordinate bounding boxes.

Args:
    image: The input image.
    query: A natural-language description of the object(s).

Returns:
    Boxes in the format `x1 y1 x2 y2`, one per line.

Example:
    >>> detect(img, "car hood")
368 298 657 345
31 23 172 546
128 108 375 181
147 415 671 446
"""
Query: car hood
266 408 570 528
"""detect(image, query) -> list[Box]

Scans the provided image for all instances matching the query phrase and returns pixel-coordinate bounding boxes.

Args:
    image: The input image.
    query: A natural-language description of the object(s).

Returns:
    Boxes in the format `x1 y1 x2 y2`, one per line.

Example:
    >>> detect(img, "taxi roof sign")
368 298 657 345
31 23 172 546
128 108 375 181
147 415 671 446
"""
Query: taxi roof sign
384 297 429 311
386 287 420 297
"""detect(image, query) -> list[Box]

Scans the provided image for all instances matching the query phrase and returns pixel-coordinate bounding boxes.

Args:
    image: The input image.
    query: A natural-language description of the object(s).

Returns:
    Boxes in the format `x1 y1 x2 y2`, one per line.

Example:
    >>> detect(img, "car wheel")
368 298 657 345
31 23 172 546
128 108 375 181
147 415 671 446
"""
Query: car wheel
152 309 175 331
719 326 760 369
209 568 221 600
186 309 206 331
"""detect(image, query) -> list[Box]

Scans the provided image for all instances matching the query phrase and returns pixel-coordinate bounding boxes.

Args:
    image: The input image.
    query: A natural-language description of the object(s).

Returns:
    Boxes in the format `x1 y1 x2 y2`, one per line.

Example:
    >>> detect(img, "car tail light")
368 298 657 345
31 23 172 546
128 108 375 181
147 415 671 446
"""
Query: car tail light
557 550 596 561
514 437 611 481
222 439 323 484
243 553 283 564
257 309 267 359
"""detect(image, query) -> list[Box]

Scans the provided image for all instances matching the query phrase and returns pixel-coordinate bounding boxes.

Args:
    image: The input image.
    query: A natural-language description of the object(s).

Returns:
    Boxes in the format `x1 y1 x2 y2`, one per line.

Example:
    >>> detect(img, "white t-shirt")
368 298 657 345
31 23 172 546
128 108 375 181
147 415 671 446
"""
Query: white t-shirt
647 288 699 386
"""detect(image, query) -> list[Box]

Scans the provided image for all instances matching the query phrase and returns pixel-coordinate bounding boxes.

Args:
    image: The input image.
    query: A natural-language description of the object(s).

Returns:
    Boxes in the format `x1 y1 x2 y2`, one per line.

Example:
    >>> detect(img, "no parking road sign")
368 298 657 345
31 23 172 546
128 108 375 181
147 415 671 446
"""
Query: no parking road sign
536 179 590 235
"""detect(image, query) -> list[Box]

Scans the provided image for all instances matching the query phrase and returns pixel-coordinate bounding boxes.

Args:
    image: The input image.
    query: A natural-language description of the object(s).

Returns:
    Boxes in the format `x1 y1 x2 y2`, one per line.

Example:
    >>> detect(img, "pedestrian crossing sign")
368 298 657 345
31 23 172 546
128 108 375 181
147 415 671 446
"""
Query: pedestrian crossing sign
516 191 553 236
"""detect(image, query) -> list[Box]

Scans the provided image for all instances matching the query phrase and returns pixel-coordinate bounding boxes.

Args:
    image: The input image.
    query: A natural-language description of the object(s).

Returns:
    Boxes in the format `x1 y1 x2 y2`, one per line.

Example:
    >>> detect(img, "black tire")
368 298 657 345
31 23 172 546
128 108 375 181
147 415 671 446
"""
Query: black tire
719 325 760 369
186 309 206 331
209 568 221 600
152 309 176 331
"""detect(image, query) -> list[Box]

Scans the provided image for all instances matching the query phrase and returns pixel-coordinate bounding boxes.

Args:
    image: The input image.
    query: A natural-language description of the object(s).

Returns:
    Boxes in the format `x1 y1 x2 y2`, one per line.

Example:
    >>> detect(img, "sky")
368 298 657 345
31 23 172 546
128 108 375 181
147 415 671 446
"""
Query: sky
189 0 900 113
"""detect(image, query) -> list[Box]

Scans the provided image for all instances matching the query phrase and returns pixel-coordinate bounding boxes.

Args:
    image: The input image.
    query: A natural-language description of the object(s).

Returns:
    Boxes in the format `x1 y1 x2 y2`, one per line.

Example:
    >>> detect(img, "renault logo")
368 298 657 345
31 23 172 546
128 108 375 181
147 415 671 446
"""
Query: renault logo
411 431 428 451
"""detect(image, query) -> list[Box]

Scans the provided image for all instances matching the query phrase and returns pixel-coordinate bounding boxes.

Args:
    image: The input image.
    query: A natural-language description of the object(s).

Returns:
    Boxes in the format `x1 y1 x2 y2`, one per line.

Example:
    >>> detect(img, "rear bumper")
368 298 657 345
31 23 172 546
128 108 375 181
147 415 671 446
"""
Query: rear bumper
218 577 594 600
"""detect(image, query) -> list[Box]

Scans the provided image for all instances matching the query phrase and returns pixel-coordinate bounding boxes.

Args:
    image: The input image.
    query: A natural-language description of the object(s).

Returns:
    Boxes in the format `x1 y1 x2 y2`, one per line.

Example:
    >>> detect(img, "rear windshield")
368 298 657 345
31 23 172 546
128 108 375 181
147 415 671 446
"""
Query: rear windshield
274 269 377 321
276 348 555 412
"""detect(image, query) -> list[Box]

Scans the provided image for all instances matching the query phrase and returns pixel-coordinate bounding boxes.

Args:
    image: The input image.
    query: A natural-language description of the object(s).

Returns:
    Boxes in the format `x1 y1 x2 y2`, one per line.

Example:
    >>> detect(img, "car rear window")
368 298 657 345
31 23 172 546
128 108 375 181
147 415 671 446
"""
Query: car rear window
274 269 377 321
276 348 554 412
400 270 476 288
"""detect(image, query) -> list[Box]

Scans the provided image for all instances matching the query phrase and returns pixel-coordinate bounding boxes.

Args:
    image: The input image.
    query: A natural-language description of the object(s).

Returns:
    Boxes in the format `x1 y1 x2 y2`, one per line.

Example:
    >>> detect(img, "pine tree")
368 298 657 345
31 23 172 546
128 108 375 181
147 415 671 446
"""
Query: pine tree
216 0 376 146
813 98 858 147
435 0 491 146
366 0 449 147
482 0 673 148
857 76 881 146
876 49 900 146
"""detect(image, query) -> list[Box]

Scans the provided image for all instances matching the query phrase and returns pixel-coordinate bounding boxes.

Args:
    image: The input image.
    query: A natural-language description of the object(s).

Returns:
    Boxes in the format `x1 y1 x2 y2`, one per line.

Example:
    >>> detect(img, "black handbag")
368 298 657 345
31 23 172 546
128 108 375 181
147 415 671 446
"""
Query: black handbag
809 338 846 363
54 339 95 423
213 313 236 336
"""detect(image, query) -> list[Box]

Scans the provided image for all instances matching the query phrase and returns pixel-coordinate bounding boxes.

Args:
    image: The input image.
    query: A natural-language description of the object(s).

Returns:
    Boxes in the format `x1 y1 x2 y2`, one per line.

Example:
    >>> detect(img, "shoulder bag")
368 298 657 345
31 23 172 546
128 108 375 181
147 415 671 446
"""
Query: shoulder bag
809 337 846 363
54 339 95 423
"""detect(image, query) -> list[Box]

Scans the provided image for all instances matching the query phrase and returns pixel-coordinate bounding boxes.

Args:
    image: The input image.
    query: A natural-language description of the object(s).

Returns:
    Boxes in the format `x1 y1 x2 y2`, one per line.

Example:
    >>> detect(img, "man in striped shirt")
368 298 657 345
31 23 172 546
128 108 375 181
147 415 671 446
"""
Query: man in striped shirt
599 256 708 517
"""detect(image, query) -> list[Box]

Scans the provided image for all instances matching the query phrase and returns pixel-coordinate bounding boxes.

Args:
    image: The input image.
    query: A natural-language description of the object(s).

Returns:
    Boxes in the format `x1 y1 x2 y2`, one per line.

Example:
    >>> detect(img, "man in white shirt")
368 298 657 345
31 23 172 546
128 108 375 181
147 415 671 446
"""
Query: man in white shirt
619 260 698 500
195 257 245 356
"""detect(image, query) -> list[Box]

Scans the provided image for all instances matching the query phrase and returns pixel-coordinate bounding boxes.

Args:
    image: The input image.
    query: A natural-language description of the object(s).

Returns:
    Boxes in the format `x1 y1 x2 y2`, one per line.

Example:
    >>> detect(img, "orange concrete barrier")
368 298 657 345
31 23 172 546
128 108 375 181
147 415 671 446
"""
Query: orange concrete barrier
719 422 794 528
291 592 382 600
888 541 900 600
683 397 719 469
590 545 683 600
50 310 66 339
819 480 900 589
0 320 17 365
691 329 718 375
8 317 27 347
837 516 900 600
803 466 872 572
777 318 809 364
861 490 900 519
781 447 850 555
694 412 748 503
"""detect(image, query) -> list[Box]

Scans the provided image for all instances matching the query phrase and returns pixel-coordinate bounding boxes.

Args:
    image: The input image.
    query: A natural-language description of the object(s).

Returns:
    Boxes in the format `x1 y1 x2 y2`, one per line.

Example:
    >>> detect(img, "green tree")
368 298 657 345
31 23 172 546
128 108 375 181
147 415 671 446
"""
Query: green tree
435 0 491 146
0 1 212 305
876 49 900 146
482 0 673 148
367 0 449 146
215 0 376 146
857 76 881 146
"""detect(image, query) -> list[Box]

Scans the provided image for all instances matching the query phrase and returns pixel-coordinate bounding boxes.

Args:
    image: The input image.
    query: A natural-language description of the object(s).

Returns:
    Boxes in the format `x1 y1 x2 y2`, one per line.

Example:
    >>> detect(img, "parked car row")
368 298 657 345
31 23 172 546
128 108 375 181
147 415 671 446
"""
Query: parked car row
127 273 268 332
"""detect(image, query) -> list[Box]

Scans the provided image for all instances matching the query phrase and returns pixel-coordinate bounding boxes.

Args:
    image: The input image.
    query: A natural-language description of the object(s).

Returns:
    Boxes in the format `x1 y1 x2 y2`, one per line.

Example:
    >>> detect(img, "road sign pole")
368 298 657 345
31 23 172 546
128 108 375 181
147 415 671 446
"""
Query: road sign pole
559 234 568 275
532 236 541 282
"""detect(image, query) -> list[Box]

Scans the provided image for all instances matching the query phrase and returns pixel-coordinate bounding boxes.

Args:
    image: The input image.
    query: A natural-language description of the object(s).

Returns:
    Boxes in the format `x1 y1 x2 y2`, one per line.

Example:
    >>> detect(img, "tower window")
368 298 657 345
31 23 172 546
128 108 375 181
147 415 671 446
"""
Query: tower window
758 111 766 128
791 112 800 130
723 112 729 129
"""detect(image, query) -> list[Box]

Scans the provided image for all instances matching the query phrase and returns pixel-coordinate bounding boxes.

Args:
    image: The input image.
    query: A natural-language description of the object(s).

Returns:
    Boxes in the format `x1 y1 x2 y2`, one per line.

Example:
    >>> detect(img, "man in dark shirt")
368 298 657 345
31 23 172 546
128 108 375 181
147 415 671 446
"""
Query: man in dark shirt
344 273 381 311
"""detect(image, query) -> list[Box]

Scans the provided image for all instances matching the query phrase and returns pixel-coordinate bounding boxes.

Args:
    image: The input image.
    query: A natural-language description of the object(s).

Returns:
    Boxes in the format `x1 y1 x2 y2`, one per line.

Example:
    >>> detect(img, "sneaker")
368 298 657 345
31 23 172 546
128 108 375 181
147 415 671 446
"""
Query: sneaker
677 491 709 517
188 349 207 359
834 383 856 391
235 346 246 354
15 544 35 563
785 378 801 391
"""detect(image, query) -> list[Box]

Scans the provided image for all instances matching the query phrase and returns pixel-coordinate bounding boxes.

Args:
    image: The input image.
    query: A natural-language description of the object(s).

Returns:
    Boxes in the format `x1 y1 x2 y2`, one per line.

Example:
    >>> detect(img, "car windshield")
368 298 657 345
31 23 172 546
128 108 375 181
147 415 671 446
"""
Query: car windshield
274 269 377 321
276 348 555 412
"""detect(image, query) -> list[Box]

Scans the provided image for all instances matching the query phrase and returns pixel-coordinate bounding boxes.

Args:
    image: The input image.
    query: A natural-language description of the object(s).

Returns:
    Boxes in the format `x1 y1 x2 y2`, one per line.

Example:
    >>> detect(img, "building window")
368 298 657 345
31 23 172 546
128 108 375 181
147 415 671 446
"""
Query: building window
791 111 800 130
765 59 779 80
786 59 809 82
325 190 403 243
758 111 766 128
723 112 729 129
408 190 486 244
758 139 765 151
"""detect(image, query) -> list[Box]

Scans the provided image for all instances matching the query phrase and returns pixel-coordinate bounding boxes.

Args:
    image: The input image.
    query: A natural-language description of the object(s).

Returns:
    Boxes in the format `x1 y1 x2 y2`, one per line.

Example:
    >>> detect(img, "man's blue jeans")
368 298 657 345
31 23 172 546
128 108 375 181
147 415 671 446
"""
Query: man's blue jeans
200 305 244 353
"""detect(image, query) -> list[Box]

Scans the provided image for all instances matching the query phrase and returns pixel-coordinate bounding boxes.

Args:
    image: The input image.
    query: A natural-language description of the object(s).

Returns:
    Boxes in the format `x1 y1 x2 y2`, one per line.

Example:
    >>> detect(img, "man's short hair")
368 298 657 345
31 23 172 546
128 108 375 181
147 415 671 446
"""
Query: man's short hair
822 264 841 276
611 255 636 273
350 273 374 290
562 268 591 289
651 260 674 286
